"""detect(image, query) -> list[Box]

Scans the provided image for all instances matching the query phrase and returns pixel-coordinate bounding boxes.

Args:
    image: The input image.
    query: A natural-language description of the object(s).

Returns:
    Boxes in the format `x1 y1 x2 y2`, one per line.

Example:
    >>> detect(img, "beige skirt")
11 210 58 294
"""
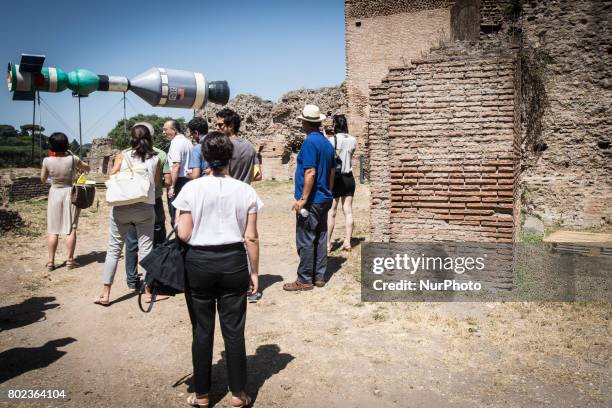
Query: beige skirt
47 186 80 235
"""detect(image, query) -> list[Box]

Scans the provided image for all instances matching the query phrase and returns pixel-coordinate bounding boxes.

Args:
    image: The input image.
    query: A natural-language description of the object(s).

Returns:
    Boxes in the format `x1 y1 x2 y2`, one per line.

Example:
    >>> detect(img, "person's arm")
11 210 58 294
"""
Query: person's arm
244 212 259 295
154 160 161 187
40 161 48 184
109 152 123 176
176 210 193 241
164 174 172 187
77 159 91 173
292 168 316 211
190 167 201 179
169 162 180 198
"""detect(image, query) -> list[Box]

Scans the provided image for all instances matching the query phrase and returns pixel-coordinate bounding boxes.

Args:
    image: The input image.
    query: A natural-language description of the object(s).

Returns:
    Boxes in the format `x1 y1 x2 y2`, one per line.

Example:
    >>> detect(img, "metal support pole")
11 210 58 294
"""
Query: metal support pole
77 95 83 157
31 95 36 164
123 92 127 140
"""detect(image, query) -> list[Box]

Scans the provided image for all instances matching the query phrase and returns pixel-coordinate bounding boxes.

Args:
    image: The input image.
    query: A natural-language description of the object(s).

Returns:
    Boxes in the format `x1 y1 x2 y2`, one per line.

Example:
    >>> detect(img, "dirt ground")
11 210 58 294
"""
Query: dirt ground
0 181 609 407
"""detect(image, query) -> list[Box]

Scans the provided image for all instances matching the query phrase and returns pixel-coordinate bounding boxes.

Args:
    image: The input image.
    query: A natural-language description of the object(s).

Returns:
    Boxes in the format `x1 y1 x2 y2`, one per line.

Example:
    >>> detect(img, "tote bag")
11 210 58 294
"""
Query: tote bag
105 152 150 206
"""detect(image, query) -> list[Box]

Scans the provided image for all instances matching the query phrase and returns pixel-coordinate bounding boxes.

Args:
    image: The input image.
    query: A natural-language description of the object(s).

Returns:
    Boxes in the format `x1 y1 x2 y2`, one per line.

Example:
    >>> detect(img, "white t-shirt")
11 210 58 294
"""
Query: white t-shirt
172 176 264 246
328 133 357 173
121 150 159 205
167 134 193 177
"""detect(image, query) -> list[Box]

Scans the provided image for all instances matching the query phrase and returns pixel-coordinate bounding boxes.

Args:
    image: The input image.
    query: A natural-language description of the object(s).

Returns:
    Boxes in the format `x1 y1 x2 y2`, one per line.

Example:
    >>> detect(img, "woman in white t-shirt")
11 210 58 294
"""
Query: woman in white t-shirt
327 114 357 252
174 131 262 408
94 124 160 306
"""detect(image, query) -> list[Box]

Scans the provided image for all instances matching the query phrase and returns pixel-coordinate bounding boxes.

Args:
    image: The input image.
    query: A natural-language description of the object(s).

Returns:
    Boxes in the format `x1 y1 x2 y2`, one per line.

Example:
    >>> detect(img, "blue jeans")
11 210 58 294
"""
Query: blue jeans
125 197 167 288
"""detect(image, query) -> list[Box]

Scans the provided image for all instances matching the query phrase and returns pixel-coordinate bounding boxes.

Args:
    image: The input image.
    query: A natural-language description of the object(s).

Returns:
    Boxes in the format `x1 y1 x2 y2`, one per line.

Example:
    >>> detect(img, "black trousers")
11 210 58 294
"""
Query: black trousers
184 243 250 394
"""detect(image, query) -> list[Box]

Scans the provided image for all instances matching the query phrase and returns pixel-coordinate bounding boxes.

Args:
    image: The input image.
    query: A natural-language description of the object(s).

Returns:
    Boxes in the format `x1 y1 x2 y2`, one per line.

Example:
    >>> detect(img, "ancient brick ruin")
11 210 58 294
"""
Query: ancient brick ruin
346 0 611 242
201 86 348 181
87 137 117 175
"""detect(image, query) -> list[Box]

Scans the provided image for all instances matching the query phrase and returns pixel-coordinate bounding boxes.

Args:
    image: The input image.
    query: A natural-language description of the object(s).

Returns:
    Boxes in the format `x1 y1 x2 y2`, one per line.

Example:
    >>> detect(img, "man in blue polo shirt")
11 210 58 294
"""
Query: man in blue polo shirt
283 104 335 291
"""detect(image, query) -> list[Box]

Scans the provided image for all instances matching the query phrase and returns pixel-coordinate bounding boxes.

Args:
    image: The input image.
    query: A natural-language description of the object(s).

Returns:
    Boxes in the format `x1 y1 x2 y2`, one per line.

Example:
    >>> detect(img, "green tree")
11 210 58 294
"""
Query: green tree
19 124 45 137
0 125 18 138
107 114 186 151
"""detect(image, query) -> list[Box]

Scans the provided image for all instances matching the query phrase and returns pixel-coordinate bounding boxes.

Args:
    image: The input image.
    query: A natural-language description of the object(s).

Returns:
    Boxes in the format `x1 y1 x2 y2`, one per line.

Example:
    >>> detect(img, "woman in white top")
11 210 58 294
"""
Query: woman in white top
95 124 160 306
327 114 357 252
174 131 262 408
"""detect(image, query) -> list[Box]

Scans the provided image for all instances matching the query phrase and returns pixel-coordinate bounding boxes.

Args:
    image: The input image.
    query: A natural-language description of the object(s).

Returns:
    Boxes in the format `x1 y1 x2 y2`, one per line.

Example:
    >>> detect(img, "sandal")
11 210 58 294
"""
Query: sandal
187 393 209 407
46 262 55 271
230 394 252 408
66 259 79 270
93 295 110 307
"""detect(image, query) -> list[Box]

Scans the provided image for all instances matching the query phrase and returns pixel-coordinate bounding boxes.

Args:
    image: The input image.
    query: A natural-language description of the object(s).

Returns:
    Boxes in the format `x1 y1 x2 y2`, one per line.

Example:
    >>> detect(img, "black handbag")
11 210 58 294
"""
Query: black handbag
138 228 186 313
70 155 95 209
333 134 343 175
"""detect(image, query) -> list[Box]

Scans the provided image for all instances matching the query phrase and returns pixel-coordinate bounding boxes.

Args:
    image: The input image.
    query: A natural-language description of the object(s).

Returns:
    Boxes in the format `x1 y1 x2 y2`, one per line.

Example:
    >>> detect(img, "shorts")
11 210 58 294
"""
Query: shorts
332 172 356 198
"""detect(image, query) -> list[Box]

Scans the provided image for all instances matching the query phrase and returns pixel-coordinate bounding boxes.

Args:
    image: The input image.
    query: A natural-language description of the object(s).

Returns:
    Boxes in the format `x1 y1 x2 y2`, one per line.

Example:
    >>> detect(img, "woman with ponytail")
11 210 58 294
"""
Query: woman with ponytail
173 131 262 407
95 123 160 306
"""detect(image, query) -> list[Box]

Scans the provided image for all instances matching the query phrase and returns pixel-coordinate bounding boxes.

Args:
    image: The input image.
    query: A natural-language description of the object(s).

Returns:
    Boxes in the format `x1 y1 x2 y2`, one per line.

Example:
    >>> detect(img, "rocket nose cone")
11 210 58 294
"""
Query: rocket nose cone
129 67 162 107
208 81 230 105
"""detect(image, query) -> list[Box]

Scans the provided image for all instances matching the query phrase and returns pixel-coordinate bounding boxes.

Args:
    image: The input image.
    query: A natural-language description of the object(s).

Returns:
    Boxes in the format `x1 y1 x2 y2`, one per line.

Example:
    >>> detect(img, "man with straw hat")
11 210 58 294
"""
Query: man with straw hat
283 104 335 291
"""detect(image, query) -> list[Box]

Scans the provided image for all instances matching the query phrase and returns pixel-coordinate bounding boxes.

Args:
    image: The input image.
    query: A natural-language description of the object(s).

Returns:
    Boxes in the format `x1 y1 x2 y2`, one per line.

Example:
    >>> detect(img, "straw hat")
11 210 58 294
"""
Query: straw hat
297 104 326 123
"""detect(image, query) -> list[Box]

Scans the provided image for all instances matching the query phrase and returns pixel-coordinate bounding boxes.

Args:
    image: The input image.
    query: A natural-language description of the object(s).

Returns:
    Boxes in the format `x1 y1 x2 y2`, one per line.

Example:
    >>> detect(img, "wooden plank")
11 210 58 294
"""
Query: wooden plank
544 231 612 248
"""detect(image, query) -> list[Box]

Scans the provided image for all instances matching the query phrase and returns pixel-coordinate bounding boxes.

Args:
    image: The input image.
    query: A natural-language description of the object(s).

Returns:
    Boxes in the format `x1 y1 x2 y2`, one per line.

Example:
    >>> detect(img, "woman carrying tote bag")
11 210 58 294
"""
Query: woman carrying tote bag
94 123 160 306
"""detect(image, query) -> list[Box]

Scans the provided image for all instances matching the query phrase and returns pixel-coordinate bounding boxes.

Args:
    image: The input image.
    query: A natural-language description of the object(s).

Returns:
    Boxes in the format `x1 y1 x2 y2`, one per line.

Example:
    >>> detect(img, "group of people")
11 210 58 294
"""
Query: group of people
40 104 356 407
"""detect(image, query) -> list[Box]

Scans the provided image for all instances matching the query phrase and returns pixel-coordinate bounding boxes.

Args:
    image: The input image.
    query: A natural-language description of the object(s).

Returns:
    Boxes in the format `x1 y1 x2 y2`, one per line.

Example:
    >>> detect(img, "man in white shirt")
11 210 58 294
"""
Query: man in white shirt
164 119 193 225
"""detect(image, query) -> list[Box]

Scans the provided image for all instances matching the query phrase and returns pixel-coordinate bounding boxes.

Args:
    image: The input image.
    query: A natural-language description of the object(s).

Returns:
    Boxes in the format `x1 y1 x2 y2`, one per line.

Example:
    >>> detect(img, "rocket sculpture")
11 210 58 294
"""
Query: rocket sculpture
8 54 230 108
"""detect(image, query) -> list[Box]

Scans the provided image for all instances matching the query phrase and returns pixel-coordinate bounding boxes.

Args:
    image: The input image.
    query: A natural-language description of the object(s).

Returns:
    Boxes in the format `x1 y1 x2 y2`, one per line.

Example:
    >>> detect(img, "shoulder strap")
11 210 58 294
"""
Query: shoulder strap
70 154 76 183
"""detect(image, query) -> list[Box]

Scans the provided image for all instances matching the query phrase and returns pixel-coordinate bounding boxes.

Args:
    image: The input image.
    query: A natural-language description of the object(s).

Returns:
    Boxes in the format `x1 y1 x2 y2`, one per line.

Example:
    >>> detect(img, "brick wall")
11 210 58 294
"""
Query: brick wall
480 0 512 27
346 0 453 18
520 0 612 227
369 44 520 242
9 177 50 201
345 4 451 162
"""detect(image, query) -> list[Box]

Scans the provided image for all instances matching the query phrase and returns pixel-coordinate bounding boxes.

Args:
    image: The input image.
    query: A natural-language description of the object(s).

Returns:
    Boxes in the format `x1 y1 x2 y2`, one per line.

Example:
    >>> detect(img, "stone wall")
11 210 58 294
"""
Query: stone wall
519 0 612 227
9 177 50 202
369 43 519 243
346 2 452 156
87 138 116 175
201 86 347 181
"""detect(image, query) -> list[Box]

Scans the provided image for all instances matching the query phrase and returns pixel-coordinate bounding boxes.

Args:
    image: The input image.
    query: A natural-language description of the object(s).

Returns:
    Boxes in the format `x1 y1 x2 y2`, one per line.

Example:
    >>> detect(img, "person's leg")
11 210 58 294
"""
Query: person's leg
153 197 166 247
342 196 354 249
100 208 130 302
66 230 77 261
184 249 218 396
313 202 332 283
327 198 339 251
133 205 155 282
217 266 250 396
124 225 139 289
47 234 58 265
295 212 317 284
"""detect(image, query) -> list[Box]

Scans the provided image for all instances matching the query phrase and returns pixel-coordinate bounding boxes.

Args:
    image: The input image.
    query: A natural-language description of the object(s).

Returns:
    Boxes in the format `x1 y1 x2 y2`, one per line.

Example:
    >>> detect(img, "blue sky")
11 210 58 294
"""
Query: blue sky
1 0 345 144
